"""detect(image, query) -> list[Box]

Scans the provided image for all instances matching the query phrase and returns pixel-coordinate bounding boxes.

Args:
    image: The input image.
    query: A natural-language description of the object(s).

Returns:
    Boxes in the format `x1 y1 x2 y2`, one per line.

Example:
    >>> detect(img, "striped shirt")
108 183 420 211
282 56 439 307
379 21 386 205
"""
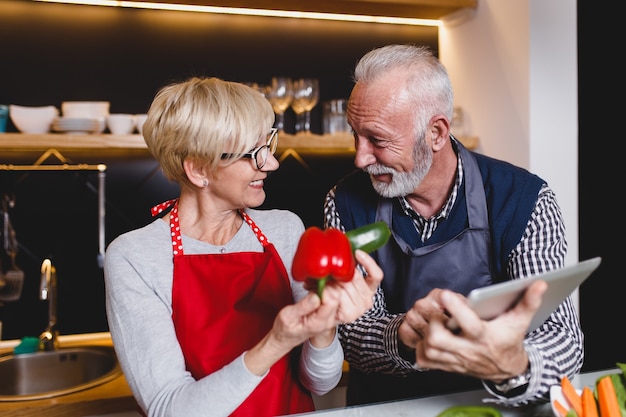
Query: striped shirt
322 153 583 407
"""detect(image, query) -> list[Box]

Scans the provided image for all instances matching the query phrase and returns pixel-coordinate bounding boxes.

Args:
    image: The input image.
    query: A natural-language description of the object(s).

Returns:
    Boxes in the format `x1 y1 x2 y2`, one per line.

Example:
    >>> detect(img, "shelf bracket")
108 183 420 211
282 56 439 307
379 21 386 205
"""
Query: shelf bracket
278 148 313 173
0 148 106 172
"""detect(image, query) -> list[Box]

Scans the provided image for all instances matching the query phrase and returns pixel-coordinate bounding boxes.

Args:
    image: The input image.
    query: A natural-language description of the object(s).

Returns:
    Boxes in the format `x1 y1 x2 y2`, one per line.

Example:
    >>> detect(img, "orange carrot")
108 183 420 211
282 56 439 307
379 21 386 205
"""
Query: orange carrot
582 386 598 417
562 376 583 417
597 376 621 417
554 399 571 417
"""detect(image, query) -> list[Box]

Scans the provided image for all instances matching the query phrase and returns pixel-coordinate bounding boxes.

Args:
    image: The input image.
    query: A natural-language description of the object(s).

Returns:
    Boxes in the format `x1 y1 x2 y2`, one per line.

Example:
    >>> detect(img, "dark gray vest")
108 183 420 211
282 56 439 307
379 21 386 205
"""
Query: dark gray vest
376 143 493 313
348 145 492 404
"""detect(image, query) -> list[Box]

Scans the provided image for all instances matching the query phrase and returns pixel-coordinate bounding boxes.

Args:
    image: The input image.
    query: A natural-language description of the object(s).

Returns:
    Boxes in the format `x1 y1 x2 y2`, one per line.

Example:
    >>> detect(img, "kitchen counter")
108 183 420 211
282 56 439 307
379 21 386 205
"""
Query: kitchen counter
0 332 614 417
290 369 616 417
0 333 138 417
0 332 348 416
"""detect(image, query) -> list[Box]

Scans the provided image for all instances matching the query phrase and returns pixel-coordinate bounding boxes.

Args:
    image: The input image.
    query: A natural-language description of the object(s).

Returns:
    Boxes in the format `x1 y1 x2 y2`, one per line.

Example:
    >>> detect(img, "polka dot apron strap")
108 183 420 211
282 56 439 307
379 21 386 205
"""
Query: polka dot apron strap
240 209 271 247
151 199 178 217
151 199 184 256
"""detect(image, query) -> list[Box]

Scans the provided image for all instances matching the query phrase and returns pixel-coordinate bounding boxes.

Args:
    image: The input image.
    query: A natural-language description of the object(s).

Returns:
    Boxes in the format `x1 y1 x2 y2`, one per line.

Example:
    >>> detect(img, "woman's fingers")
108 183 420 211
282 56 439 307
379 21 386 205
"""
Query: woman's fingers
354 249 384 290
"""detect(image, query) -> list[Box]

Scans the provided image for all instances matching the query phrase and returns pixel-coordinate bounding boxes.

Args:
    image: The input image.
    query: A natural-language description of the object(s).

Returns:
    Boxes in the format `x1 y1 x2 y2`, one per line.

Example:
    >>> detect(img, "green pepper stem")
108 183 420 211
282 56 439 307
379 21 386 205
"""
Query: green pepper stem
317 277 327 300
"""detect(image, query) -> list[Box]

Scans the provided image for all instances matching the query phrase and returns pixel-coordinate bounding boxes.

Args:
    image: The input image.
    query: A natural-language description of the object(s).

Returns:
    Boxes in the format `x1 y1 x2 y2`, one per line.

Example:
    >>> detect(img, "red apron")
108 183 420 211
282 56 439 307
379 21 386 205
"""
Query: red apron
151 199 314 416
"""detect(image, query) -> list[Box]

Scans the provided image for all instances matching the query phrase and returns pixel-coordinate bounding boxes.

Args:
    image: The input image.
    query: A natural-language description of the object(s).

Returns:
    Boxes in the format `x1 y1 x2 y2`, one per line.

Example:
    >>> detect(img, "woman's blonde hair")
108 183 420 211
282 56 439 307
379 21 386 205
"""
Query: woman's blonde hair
142 77 274 187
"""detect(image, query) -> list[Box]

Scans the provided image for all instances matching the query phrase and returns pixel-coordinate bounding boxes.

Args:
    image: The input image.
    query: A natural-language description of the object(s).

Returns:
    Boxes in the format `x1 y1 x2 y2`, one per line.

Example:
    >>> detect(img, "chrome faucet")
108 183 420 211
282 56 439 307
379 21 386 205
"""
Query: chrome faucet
39 258 59 351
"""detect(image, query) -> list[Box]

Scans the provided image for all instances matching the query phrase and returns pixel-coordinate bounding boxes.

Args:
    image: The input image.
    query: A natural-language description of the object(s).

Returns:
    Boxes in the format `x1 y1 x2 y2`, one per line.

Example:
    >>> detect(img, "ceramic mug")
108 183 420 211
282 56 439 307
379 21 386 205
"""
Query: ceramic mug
0 105 8 133
135 114 148 135
106 114 136 135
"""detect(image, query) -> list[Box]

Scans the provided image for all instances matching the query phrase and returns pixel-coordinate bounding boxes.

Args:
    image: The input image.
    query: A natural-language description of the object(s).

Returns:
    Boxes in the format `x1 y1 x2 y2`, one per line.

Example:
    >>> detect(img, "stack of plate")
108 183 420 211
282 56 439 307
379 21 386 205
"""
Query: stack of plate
52 117 105 134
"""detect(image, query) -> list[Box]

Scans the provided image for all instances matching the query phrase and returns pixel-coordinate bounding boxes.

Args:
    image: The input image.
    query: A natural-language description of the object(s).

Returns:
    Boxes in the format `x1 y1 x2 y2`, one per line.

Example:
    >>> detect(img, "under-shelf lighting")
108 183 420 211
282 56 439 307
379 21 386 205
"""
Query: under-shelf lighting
33 0 442 26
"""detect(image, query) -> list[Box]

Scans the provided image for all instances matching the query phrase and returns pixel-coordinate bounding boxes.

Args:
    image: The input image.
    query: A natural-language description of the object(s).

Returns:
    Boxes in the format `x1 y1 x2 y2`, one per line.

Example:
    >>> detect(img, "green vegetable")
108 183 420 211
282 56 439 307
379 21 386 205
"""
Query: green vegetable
436 405 503 417
345 221 391 253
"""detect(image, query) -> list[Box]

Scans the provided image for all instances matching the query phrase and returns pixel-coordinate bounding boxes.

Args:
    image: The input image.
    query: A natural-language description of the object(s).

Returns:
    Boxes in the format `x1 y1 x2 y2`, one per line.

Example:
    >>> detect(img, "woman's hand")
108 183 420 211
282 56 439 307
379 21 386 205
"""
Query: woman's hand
244 250 383 374
321 249 383 324
279 249 385 348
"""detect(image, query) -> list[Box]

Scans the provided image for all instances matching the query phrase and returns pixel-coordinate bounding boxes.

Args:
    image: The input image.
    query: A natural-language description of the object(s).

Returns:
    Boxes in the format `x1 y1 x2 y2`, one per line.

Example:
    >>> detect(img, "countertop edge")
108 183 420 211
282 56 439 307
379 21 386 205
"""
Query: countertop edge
0 332 112 349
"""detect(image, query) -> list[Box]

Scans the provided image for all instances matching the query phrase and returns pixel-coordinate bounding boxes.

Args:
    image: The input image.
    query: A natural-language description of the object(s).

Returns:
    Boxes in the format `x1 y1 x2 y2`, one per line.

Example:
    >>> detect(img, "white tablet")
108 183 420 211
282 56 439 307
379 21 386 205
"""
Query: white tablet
447 257 601 333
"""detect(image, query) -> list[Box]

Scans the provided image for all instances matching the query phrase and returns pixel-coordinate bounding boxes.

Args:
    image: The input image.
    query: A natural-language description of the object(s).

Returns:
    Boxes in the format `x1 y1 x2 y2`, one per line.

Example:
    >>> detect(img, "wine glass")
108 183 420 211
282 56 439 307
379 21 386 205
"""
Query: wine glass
291 78 319 135
291 97 306 134
265 77 294 132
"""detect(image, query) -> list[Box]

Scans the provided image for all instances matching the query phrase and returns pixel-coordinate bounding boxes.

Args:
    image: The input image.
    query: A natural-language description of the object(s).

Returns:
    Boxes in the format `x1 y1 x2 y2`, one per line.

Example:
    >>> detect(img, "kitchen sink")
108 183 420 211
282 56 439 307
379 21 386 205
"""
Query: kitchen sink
0 345 122 401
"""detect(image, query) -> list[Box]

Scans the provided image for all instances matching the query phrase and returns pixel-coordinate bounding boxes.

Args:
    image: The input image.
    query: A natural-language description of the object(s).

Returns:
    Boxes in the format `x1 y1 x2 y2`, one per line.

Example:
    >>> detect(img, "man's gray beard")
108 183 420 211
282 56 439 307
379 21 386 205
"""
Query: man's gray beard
366 138 433 198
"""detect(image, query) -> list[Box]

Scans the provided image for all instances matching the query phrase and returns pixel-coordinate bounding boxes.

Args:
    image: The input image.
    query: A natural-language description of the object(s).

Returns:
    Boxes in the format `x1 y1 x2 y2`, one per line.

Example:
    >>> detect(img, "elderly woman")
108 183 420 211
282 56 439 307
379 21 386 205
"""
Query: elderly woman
104 77 383 417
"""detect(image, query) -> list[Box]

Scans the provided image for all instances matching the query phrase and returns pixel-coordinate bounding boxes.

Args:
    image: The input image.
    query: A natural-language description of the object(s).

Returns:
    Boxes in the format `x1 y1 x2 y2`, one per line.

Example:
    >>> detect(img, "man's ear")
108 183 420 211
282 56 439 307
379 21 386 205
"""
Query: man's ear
429 114 450 151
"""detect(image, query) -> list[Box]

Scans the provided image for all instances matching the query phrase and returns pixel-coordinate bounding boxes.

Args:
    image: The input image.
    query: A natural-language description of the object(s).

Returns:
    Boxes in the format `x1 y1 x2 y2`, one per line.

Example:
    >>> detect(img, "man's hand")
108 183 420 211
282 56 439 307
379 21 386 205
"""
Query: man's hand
399 280 547 381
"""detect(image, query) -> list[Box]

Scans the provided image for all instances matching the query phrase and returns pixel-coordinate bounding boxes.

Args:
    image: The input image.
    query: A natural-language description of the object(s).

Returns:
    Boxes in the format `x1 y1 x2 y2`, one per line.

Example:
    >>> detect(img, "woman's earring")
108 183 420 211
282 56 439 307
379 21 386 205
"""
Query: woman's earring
202 180 208 187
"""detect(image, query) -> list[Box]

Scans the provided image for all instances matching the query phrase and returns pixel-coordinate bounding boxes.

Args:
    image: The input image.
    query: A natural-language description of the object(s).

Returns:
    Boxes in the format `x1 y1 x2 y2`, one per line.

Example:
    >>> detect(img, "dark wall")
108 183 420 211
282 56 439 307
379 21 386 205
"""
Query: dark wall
577 0 623 372
0 1 437 133
0 154 180 340
0 1 436 340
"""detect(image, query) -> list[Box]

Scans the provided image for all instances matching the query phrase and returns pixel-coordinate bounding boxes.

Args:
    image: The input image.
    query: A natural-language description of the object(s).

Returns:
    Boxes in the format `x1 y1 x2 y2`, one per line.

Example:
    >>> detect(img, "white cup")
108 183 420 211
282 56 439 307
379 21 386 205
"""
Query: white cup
135 114 148 135
106 114 136 135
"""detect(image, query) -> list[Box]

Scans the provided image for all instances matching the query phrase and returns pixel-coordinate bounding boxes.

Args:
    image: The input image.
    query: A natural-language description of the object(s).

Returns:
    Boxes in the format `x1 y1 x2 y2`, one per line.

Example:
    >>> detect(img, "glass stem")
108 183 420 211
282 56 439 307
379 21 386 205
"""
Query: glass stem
274 112 285 132
295 113 305 133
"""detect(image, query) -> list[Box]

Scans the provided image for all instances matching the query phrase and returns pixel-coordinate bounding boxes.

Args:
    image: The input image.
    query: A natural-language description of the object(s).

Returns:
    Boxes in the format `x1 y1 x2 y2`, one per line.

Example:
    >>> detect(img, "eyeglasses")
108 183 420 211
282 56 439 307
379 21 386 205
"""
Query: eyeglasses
221 128 278 170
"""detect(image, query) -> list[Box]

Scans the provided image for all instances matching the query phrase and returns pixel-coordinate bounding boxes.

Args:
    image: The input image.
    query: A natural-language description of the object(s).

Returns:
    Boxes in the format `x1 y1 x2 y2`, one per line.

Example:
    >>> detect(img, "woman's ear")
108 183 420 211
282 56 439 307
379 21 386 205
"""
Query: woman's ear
183 158 209 188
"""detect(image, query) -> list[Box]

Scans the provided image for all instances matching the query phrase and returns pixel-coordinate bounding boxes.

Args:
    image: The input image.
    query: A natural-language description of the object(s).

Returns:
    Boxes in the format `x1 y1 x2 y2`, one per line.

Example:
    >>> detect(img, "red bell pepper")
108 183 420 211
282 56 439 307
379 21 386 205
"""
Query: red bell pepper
292 227 356 299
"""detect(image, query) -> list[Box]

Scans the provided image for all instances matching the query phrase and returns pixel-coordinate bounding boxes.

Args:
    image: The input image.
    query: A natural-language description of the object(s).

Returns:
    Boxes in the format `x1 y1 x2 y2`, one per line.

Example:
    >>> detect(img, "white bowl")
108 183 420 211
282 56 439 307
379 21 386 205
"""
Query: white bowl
62 101 109 133
61 101 110 117
550 385 582 417
9 104 59 133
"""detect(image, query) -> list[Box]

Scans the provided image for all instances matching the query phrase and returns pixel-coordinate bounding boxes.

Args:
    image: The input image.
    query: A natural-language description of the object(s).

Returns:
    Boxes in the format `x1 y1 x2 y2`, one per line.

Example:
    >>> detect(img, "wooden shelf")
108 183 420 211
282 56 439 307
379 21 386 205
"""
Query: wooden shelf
0 132 359 152
0 133 148 151
0 132 477 151
0 133 478 170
